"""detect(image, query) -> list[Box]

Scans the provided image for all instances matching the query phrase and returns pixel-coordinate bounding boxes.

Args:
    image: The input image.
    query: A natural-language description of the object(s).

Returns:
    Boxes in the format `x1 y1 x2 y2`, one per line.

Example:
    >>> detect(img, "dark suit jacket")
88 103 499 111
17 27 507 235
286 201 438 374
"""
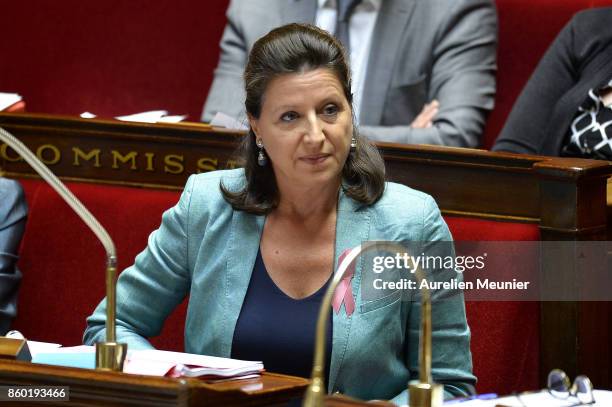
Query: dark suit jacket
203 0 497 147
0 178 27 335
493 8 612 156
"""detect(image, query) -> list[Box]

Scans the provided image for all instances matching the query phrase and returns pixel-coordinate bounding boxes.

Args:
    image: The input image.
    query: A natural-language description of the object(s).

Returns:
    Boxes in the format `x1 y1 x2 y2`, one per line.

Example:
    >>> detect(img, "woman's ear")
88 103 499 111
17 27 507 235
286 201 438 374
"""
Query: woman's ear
247 113 259 138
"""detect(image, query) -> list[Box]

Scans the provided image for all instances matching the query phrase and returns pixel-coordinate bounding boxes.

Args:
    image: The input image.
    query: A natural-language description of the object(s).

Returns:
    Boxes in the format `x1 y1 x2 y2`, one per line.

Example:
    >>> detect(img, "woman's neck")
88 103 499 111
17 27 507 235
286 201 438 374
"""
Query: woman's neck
275 181 340 221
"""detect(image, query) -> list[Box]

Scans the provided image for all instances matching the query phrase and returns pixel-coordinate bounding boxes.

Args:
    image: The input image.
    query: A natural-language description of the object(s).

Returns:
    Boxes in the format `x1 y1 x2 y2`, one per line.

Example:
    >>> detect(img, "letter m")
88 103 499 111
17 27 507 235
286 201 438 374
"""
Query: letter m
111 150 138 170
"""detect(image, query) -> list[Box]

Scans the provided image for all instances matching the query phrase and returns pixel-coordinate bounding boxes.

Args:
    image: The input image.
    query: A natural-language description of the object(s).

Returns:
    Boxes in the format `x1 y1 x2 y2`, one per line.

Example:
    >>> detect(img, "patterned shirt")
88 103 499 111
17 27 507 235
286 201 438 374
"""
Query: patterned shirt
562 80 612 160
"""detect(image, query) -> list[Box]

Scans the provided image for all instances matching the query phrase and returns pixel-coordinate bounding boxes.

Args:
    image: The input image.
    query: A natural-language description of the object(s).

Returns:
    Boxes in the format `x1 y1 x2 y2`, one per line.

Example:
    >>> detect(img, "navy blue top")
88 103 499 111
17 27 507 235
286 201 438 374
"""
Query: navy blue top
231 250 332 380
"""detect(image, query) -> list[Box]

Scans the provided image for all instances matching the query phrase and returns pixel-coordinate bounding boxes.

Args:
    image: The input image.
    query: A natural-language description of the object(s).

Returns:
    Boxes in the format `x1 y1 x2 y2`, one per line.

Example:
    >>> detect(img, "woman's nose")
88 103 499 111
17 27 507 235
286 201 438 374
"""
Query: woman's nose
303 113 325 143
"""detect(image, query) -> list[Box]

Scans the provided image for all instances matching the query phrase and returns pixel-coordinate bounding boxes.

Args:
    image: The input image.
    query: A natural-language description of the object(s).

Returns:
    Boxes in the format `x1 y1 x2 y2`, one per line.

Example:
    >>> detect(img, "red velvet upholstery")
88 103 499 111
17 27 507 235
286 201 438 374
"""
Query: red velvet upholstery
14 179 186 351
0 1 230 120
444 216 540 394
3 0 612 145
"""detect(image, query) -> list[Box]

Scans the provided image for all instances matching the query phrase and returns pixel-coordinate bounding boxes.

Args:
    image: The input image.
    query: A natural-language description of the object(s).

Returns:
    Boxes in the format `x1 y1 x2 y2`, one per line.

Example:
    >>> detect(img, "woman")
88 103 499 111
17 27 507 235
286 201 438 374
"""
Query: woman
493 8 612 158
84 24 475 404
0 177 27 335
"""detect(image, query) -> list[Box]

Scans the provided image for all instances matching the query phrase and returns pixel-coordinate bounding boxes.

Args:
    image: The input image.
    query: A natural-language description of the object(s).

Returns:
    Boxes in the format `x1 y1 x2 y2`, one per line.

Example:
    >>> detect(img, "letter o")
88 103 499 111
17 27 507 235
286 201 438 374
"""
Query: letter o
0 144 23 162
36 144 61 165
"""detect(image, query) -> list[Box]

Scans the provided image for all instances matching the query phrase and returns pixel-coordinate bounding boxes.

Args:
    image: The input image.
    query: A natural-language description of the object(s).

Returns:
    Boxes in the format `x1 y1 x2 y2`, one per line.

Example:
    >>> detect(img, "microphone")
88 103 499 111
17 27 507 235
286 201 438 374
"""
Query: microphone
303 242 443 407
0 126 126 371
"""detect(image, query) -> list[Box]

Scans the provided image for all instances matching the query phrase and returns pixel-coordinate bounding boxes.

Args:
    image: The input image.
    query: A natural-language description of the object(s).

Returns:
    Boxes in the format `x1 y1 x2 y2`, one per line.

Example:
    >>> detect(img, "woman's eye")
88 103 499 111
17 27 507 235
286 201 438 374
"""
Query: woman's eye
280 111 298 122
323 104 338 116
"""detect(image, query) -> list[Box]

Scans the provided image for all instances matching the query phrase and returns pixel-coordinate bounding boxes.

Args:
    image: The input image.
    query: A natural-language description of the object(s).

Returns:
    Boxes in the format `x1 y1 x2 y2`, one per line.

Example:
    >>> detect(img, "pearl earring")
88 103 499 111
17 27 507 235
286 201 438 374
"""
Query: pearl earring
256 138 267 166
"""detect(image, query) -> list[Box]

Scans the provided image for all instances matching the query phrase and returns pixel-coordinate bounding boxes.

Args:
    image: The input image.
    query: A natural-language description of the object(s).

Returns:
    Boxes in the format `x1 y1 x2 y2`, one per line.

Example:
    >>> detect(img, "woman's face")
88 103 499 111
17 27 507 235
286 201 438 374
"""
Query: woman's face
249 68 353 192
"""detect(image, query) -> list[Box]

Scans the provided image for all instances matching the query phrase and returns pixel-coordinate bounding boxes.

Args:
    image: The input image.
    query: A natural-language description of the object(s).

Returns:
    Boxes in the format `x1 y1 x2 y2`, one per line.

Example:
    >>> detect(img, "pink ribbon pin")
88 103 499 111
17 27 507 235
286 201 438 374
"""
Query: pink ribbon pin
331 249 356 316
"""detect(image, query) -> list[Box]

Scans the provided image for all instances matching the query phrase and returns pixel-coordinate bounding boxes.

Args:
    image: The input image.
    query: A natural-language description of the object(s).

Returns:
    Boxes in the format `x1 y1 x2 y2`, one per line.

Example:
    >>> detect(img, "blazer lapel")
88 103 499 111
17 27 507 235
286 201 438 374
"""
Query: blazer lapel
328 190 371 392
220 210 265 357
361 0 415 125
282 0 318 24
219 185 371 390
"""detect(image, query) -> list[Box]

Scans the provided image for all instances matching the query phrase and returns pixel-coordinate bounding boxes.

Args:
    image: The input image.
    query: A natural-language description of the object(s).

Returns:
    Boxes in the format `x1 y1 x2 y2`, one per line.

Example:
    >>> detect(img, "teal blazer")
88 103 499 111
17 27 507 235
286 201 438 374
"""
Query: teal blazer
84 169 475 405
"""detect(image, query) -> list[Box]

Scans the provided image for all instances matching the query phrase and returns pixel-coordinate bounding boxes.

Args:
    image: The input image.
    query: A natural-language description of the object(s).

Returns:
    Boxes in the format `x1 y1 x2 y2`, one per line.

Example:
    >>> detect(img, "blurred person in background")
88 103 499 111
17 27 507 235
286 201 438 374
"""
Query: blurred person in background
0 176 27 335
494 8 612 159
203 0 497 148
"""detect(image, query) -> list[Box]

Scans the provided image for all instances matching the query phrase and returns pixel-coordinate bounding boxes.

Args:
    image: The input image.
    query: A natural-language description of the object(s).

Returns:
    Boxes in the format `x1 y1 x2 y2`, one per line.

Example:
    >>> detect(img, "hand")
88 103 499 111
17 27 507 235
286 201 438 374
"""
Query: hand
410 100 439 129
600 88 612 107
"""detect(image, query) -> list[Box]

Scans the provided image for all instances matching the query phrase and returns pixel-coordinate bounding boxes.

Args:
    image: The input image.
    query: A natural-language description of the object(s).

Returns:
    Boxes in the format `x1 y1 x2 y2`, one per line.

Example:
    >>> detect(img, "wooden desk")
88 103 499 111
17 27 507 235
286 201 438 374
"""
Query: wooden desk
1 113 610 389
0 359 308 406
0 359 379 406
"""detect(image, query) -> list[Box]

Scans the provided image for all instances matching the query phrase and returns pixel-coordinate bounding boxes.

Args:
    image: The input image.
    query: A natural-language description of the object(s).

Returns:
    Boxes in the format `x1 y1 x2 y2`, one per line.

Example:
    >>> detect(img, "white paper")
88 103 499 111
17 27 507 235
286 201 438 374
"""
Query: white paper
0 92 22 110
124 349 263 379
156 114 188 123
5 331 62 358
115 110 169 123
492 392 581 406
46 345 95 353
26 341 62 357
439 390 612 406
210 112 248 130
3 330 63 359
5 330 25 339
79 110 186 123
122 356 174 376
129 349 261 369
16 339 261 380
172 362 263 378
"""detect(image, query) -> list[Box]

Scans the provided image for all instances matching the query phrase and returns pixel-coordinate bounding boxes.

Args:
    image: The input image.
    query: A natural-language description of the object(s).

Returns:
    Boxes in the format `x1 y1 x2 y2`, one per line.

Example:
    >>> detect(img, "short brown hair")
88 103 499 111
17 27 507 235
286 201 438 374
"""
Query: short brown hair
222 23 385 214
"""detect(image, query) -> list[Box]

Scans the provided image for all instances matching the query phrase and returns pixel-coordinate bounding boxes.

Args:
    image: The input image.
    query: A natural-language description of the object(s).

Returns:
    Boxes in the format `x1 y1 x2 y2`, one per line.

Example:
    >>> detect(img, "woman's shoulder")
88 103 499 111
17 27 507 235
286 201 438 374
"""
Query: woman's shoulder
184 168 246 207
173 169 246 219
364 182 450 241
181 168 246 210
371 182 439 217
381 182 435 203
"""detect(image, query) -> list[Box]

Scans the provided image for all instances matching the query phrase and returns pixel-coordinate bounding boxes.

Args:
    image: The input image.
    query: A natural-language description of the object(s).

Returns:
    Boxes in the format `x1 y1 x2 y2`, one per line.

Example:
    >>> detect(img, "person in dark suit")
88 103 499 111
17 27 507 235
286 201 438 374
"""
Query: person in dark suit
203 0 497 147
493 8 612 159
0 177 27 335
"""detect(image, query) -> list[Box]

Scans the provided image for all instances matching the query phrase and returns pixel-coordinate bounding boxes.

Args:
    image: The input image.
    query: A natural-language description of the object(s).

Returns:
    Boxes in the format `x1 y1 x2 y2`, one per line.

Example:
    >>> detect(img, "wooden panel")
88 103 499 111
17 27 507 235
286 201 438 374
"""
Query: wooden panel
0 359 307 406
0 113 242 190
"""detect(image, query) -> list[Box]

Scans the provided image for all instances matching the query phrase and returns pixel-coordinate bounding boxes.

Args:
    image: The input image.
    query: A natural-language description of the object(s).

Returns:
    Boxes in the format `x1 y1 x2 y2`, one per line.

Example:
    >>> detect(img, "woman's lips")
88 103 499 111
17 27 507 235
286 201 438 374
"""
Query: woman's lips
300 154 330 164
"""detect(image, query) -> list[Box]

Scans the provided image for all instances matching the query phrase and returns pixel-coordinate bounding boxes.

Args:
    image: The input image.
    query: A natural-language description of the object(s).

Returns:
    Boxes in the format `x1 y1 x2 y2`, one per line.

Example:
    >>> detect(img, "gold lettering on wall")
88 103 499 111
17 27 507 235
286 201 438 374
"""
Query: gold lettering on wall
164 154 184 174
197 157 218 173
72 147 101 167
111 150 138 170
0 144 23 162
3 137 235 183
36 144 61 165
145 153 155 171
